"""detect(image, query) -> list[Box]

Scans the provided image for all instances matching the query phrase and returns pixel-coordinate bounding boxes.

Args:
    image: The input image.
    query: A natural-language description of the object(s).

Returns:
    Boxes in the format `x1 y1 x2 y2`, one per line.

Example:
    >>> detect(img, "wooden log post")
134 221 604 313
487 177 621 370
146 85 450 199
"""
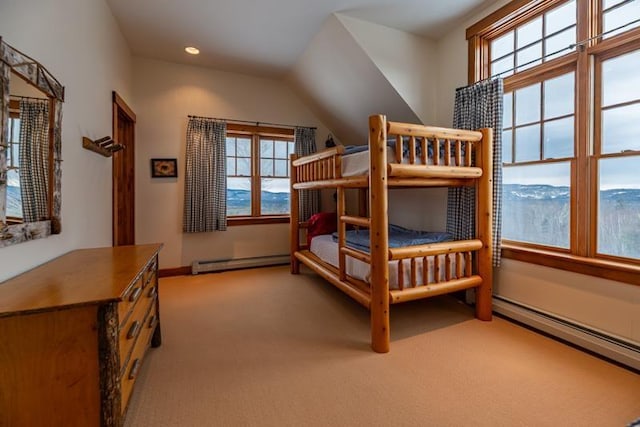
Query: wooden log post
337 187 347 281
290 153 300 274
369 115 390 353
475 128 494 321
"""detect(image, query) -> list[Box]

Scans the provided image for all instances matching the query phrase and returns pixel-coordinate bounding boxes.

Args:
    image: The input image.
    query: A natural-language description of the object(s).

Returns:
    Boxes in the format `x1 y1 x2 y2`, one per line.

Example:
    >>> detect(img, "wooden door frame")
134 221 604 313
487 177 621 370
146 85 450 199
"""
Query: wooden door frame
112 91 136 246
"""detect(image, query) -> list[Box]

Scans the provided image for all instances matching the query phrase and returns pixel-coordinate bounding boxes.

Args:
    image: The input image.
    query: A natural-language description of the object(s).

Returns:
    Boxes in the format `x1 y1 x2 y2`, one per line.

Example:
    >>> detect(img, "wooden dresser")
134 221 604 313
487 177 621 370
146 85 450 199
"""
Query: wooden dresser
0 244 162 427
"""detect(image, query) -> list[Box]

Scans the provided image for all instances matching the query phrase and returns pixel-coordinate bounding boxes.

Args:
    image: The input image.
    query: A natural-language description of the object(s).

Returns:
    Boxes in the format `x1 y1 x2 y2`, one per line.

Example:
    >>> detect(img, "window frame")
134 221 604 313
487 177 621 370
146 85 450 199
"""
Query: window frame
468 0 640 285
225 123 293 226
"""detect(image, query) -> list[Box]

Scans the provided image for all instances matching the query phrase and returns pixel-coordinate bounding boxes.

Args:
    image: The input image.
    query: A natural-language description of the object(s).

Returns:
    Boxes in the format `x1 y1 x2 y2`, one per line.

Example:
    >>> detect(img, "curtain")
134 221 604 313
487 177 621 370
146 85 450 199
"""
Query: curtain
294 127 319 221
19 98 50 222
447 79 504 267
183 117 227 232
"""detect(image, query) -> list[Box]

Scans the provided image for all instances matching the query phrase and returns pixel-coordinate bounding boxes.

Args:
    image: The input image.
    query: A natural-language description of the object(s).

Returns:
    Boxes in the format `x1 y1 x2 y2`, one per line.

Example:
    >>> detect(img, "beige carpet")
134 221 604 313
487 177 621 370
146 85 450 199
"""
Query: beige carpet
124 266 640 427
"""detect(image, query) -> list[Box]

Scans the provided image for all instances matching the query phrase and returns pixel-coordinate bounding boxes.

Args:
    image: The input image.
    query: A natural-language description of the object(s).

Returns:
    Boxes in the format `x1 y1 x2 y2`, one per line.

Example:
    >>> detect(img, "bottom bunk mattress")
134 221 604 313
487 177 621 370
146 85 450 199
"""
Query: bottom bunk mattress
309 234 464 290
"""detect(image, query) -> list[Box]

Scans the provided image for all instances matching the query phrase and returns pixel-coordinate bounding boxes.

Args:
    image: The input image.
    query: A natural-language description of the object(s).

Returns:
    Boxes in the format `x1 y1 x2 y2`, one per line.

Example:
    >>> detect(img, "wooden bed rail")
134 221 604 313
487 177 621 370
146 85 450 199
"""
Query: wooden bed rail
390 276 482 304
389 239 483 260
291 145 344 184
387 122 482 169
340 215 370 228
291 145 345 166
387 121 483 141
388 164 482 179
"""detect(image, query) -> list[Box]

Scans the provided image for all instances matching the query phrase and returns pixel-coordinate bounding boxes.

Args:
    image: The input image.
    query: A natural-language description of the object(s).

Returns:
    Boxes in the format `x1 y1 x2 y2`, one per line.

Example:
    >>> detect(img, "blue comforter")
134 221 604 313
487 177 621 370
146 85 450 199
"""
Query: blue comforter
332 224 453 253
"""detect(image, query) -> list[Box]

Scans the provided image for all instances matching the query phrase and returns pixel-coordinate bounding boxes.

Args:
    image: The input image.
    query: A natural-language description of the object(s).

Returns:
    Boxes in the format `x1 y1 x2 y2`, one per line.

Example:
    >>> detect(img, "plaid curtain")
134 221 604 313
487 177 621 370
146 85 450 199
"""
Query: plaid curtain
183 117 227 232
447 79 504 267
294 127 319 221
19 99 50 222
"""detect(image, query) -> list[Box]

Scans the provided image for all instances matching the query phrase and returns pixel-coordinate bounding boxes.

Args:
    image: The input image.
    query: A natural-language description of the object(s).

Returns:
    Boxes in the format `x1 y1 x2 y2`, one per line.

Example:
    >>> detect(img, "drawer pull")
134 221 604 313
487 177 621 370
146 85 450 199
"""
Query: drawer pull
145 271 155 286
128 359 141 380
147 286 157 298
148 315 157 329
129 287 142 303
127 320 141 340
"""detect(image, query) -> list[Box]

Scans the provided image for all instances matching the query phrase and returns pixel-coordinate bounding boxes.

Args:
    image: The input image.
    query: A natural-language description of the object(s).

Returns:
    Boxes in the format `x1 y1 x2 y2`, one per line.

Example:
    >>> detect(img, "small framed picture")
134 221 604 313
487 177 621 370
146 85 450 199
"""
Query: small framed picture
151 158 178 178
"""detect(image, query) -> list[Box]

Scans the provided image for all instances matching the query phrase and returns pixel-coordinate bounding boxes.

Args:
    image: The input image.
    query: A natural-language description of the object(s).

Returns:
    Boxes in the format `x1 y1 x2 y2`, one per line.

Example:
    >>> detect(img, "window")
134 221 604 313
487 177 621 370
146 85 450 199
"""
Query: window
490 0 577 77
596 50 640 260
6 103 22 221
502 71 575 249
468 0 640 284
225 123 294 224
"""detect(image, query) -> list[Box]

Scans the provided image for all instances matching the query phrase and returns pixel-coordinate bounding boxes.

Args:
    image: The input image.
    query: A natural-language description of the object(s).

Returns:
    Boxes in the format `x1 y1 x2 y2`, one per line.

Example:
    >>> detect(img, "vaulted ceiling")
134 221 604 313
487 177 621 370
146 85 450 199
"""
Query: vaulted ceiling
106 0 496 143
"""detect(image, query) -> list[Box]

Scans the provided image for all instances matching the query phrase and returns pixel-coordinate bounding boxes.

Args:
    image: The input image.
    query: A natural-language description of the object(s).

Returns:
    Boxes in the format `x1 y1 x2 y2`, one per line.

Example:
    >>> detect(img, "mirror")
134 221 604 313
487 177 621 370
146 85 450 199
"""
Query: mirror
0 38 64 248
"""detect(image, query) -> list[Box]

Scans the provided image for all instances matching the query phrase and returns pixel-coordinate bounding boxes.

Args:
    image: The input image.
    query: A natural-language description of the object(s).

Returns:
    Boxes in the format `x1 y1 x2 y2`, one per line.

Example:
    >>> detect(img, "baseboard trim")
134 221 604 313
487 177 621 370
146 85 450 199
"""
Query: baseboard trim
159 266 191 277
494 296 640 371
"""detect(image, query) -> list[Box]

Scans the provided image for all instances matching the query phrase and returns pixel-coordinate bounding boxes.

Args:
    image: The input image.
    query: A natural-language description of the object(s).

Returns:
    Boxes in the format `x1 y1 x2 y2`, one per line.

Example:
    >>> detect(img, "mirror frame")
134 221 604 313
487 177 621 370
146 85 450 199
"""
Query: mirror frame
0 37 64 248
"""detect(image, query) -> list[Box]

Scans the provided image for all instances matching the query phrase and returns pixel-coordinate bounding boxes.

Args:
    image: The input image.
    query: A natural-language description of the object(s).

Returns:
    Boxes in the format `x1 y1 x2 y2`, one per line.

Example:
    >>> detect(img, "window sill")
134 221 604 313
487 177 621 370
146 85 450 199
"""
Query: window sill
227 216 290 226
501 244 640 286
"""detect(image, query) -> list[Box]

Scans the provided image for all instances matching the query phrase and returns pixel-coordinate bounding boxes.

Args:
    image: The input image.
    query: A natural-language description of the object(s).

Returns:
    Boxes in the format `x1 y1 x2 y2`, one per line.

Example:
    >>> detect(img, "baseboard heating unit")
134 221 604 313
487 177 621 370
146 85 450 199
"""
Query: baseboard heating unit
493 295 640 371
191 255 289 275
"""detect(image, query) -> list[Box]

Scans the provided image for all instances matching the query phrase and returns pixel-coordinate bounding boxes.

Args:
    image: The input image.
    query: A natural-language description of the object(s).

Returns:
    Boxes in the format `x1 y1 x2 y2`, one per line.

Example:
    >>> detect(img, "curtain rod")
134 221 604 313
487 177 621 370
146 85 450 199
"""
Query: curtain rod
187 114 317 130
458 16 640 90
10 94 48 101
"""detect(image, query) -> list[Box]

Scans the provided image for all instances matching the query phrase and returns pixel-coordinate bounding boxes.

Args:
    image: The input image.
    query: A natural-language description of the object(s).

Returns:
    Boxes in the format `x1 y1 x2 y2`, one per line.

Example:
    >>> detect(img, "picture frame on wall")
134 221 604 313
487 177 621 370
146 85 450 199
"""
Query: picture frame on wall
151 158 178 178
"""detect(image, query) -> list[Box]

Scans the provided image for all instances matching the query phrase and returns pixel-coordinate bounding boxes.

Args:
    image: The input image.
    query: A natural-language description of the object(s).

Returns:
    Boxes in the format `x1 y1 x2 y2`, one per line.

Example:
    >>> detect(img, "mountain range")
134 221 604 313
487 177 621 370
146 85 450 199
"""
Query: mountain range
6 185 638 219
503 184 640 202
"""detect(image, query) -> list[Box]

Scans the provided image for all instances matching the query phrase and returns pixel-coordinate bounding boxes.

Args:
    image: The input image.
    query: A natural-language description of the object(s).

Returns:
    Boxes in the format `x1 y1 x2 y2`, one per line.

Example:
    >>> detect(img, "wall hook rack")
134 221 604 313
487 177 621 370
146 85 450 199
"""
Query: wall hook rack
82 136 124 157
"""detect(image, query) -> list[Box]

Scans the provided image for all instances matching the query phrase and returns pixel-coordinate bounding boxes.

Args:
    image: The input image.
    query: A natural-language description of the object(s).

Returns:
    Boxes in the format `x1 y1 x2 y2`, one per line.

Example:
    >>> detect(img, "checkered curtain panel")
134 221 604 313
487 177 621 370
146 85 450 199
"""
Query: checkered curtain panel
183 118 227 232
19 99 50 223
447 79 504 267
294 127 319 221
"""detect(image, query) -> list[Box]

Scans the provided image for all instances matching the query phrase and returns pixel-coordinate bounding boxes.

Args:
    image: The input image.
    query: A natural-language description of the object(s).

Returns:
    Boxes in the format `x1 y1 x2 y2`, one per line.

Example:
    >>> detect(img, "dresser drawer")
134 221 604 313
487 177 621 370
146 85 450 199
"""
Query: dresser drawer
120 300 158 413
118 274 145 323
118 288 156 368
142 258 157 288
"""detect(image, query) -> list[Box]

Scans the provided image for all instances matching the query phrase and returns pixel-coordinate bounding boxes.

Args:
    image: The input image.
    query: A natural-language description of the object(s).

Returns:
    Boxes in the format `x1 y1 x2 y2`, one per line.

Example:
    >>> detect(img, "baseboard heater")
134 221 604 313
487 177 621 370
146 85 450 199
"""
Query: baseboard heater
493 295 640 371
191 255 290 275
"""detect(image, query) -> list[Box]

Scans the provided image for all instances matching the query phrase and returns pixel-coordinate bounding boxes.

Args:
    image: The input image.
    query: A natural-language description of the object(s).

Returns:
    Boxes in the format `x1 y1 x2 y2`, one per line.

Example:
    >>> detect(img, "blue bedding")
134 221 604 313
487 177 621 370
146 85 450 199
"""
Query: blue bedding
332 224 453 253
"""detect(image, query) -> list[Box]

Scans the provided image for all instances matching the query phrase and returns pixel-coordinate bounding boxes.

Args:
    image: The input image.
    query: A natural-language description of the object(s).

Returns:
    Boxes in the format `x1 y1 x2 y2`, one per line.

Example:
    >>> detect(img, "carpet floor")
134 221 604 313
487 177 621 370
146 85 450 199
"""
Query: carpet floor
124 266 640 426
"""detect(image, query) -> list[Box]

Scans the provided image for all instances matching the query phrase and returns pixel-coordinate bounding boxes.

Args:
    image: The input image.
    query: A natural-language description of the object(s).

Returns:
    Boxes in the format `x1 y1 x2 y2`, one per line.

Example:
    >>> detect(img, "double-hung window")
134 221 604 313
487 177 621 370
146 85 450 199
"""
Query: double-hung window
468 0 640 284
225 123 294 225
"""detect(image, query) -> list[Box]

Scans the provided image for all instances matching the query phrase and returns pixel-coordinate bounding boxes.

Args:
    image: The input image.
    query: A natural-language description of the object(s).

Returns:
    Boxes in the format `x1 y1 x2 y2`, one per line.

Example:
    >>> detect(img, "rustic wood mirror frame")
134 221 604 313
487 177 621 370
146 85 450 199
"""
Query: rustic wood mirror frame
0 37 64 247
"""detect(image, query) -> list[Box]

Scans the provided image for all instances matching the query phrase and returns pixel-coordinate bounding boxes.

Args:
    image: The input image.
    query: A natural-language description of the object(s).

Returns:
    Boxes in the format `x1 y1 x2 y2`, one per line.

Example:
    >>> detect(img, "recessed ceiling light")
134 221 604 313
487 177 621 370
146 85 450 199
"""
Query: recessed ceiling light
185 46 200 55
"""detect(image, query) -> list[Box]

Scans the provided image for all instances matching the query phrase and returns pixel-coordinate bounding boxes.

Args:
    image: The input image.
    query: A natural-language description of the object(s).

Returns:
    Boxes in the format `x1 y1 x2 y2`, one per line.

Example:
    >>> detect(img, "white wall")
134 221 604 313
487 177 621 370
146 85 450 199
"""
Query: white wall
288 14 420 146
0 0 133 282
435 1 640 345
337 14 438 124
133 57 331 269
334 15 445 232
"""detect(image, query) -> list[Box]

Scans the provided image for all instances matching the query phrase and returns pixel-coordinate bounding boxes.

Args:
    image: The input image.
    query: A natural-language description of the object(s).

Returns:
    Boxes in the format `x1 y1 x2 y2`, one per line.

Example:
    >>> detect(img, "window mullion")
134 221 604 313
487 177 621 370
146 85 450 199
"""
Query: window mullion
573 0 593 256
251 134 261 217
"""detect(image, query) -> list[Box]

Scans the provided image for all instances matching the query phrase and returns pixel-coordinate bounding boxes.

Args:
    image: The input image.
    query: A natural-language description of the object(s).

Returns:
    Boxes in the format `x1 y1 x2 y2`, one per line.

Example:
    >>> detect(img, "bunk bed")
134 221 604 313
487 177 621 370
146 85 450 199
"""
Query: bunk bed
289 114 493 353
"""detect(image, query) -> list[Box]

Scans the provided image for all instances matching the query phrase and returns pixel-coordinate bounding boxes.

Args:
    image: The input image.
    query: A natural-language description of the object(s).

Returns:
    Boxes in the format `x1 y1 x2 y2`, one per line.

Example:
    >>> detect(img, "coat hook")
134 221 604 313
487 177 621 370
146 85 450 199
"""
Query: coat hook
82 136 124 157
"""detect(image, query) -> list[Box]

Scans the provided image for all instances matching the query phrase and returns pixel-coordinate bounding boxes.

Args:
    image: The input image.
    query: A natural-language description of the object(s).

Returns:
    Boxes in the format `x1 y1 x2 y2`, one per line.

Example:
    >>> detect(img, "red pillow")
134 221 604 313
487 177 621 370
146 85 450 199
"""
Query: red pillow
306 212 337 246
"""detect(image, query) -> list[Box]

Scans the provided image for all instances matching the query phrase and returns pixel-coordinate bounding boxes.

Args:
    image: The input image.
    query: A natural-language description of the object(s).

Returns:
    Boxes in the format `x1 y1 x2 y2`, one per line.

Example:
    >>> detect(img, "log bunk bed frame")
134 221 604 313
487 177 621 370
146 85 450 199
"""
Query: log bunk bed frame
289 114 494 353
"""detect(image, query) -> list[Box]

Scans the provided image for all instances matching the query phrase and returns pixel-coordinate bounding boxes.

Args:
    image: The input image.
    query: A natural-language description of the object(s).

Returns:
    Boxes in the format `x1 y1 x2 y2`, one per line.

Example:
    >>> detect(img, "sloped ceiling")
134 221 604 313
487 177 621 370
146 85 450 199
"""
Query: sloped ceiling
287 14 437 145
106 0 496 77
